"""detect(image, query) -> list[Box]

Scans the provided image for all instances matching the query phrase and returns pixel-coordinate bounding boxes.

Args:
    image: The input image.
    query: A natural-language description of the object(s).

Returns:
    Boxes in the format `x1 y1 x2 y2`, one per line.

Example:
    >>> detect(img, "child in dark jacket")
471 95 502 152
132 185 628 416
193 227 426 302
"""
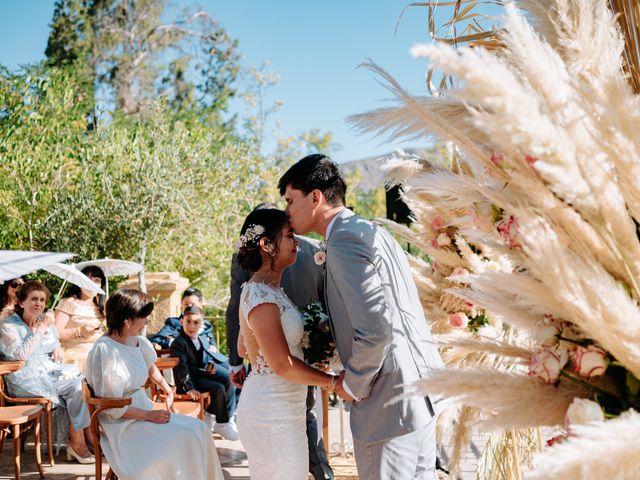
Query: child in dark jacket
170 305 238 440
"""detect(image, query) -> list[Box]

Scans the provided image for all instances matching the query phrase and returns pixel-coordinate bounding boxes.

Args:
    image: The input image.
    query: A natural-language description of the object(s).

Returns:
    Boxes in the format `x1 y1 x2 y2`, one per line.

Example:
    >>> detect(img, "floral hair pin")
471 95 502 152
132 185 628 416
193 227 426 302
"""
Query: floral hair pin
235 224 266 251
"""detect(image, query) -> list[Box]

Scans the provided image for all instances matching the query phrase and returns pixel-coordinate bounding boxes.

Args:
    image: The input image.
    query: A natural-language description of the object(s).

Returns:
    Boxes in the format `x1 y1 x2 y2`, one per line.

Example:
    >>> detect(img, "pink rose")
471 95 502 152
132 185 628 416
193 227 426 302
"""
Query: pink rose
496 215 521 249
572 345 608 379
490 152 503 166
430 238 440 249
525 155 538 166
431 215 445 231
528 346 569 384
449 312 469 329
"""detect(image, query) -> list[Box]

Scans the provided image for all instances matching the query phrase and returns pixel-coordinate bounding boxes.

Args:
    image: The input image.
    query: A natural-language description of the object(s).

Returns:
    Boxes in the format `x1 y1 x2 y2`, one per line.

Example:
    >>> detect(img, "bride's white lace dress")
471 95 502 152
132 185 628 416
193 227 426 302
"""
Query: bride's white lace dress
236 282 309 480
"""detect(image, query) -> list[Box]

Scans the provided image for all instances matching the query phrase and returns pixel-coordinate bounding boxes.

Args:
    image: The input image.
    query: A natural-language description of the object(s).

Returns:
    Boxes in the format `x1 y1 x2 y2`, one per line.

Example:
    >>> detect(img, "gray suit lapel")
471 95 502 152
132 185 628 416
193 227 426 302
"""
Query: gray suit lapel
324 209 354 352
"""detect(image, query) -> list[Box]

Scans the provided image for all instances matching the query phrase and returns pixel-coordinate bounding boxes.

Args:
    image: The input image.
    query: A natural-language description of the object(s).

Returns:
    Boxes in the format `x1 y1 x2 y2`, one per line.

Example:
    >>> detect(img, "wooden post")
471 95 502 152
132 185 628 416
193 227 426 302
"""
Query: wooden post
322 389 329 456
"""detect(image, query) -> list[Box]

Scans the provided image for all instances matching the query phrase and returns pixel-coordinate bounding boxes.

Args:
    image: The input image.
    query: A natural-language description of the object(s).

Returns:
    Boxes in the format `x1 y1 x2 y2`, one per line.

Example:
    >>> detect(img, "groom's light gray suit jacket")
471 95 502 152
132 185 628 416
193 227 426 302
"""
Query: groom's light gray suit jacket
324 209 446 444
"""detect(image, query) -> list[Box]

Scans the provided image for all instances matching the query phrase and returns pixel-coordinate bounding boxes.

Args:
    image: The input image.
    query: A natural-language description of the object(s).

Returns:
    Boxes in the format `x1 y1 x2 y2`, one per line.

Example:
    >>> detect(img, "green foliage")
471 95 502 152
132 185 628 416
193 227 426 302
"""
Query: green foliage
0 65 275 309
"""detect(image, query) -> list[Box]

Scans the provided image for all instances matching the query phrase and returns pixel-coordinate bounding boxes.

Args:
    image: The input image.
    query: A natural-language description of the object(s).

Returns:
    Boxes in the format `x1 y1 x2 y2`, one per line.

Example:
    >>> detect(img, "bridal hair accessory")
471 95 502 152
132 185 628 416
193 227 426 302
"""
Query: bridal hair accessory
314 241 327 265
235 225 266 250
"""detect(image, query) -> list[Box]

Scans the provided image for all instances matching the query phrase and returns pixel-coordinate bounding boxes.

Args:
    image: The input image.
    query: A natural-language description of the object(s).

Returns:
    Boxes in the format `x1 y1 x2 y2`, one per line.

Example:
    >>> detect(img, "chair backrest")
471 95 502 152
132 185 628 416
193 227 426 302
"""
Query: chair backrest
83 380 132 480
0 361 24 406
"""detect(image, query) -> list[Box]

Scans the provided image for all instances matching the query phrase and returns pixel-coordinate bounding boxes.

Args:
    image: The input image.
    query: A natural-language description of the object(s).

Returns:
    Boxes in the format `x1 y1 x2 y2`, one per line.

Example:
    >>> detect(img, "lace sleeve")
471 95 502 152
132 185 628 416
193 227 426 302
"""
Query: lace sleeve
0 317 45 361
243 283 283 327
85 340 129 419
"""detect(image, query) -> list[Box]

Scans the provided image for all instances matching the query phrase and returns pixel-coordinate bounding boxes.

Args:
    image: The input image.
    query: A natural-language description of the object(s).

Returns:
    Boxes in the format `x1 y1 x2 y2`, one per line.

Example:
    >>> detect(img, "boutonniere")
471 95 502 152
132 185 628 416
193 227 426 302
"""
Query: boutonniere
314 241 327 266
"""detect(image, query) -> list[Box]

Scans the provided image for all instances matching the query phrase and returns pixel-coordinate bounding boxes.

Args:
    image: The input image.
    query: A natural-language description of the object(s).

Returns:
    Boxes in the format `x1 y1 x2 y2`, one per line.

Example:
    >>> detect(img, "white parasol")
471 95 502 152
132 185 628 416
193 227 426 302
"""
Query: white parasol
74 258 142 277
0 251 75 282
74 258 143 297
44 263 106 309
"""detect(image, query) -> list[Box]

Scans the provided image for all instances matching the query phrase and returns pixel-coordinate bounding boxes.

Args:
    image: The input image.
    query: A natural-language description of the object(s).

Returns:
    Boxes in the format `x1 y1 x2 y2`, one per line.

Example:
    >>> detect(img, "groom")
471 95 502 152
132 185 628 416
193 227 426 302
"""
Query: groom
279 154 447 479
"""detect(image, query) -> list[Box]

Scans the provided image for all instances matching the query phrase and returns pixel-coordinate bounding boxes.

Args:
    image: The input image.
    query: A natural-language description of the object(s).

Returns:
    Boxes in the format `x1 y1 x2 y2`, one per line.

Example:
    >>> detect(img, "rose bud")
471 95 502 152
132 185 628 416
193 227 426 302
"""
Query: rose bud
572 345 608 379
564 398 604 431
528 346 569 384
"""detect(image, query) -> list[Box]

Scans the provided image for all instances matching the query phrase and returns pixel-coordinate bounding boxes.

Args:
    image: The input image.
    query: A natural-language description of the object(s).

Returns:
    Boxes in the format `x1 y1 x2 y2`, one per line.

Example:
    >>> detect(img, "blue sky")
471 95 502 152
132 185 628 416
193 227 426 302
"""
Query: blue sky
0 1 448 163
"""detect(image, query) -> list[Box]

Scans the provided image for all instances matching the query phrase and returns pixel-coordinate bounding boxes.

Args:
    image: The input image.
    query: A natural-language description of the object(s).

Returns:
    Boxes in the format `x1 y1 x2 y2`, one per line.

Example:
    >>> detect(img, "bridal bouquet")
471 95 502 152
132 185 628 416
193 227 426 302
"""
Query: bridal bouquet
299 302 339 369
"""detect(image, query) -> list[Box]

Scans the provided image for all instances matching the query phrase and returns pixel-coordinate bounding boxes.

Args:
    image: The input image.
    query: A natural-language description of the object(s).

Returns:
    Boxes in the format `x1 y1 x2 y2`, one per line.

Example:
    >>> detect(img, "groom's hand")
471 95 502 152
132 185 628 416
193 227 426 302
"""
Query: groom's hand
335 370 355 402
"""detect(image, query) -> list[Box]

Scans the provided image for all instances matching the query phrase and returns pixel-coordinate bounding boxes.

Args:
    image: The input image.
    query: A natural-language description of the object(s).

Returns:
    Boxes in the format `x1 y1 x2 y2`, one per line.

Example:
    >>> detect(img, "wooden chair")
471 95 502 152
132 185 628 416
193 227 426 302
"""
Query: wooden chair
0 361 54 466
150 357 209 420
0 404 45 480
83 381 131 480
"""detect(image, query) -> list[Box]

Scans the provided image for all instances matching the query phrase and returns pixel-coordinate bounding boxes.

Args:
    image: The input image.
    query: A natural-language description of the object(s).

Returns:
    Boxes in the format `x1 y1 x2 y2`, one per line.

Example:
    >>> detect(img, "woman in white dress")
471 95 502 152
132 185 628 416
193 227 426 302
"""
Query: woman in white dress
85 289 223 480
235 208 338 480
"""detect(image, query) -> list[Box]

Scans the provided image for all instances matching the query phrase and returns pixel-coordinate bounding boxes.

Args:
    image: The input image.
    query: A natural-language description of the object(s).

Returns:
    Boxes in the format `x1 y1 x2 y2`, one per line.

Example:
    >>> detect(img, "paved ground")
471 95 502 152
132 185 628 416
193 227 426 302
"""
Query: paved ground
0 404 358 480
0 405 489 480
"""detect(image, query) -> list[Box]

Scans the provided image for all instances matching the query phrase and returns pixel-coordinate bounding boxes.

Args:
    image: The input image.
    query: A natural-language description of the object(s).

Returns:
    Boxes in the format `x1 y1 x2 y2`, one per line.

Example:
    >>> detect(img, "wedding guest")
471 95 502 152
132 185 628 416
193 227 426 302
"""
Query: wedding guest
0 276 25 320
226 203 334 479
85 289 223 480
55 265 106 371
170 305 238 440
149 288 214 350
0 281 94 463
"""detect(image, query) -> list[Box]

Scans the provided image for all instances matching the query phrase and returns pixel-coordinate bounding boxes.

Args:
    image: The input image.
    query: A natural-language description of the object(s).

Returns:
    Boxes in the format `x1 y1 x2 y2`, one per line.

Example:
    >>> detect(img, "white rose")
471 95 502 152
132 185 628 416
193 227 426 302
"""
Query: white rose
535 318 562 347
528 346 569 384
565 398 604 428
571 345 608 379
313 251 326 265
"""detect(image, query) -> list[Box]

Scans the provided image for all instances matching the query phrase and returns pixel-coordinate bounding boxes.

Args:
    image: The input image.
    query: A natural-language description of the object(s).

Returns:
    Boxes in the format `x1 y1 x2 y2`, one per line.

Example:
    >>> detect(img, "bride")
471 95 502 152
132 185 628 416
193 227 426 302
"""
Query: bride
235 208 337 480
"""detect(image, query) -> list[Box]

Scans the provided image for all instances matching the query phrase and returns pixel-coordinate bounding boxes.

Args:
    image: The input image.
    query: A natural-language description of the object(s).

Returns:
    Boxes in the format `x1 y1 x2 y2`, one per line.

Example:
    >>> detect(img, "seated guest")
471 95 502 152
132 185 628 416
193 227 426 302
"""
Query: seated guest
149 287 214 350
0 281 94 463
170 305 238 440
55 265 106 372
0 276 25 320
86 289 223 480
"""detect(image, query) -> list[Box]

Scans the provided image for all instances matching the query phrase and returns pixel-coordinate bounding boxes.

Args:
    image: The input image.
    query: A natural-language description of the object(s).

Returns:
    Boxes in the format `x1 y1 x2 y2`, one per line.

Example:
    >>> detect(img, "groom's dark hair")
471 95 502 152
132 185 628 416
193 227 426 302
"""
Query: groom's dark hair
278 154 346 206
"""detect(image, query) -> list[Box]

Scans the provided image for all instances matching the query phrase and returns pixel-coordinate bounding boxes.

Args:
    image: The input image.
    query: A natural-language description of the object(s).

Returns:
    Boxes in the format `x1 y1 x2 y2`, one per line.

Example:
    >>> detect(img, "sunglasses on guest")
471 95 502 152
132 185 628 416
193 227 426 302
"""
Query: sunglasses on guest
8 281 24 289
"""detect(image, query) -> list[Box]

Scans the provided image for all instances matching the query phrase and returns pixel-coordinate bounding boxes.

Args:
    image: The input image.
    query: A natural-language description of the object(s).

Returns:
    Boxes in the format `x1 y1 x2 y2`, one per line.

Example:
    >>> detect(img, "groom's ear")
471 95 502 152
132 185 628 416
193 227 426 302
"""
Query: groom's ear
311 189 323 205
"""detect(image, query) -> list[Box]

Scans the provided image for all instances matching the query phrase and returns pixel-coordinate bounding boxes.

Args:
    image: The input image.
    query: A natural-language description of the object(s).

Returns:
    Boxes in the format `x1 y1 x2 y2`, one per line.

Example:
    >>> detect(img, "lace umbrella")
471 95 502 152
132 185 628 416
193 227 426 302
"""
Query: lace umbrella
44 262 106 309
74 258 143 297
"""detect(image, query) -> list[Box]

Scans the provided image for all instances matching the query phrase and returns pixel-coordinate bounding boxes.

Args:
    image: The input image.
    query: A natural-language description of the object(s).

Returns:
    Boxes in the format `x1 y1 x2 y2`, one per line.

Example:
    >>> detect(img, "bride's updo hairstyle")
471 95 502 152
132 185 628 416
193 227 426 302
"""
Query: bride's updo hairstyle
236 208 289 272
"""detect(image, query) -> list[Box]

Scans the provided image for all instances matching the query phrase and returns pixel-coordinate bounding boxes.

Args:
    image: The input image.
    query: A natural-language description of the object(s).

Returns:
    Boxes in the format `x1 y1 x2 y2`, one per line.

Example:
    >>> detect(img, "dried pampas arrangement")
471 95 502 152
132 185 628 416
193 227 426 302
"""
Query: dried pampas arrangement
352 0 640 477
